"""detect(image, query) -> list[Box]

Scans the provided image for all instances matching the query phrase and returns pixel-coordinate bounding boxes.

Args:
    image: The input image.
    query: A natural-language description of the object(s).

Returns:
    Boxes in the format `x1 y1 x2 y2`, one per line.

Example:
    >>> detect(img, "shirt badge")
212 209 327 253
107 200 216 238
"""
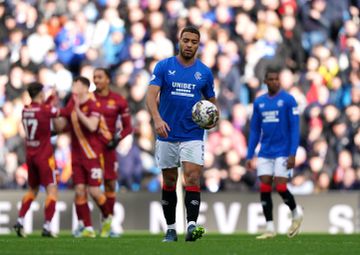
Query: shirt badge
194 72 202 80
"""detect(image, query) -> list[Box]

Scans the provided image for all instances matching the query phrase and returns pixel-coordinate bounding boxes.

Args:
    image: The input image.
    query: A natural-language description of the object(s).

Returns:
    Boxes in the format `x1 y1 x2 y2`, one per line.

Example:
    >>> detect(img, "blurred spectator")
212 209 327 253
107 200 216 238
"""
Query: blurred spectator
27 22 55 64
54 134 72 190
116 135 143 191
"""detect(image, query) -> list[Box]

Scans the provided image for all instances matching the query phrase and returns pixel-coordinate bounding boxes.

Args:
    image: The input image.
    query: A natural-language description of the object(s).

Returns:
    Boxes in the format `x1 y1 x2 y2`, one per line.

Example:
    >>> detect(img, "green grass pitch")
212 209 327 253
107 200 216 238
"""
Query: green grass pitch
1 233 360 255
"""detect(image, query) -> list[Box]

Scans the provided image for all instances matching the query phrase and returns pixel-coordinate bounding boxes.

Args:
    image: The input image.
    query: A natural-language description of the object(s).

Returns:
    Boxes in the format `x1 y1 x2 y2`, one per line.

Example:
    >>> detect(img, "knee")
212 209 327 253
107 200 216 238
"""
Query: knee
75 185 87 198
260 182 272 193
95 193 106 206
45 194 57 207
105 180 116 192
275 183 287 193
185 171 201 187
75 193 87 205
89 187 106 205
23 190 37 202
163 173 178 187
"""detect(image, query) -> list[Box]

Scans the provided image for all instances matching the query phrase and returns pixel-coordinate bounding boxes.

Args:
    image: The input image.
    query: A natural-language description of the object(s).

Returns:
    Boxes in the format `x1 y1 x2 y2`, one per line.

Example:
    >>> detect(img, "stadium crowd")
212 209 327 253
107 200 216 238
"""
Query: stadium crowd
0 0 359 194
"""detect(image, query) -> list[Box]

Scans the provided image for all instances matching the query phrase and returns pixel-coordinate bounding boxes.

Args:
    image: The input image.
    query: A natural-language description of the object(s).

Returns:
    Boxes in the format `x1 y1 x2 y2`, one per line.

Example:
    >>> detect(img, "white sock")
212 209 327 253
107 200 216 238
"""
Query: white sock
43 221 51 231
266 221 275 232
85 226 94 231
17 217 24 225
292 206 302 219
187 221 196 228
167 224 176 230
78 220 84 228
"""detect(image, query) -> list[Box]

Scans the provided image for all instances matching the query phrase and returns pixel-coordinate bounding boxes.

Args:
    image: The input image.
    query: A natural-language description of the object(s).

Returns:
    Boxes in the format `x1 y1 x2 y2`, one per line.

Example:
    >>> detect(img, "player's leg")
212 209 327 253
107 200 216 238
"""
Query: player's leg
180 140 205 242
86 159 112 237
88 184 112 238
274 157 303 238
72 161 94 237
161 167 178 242
39 155 58 237
256 157 276 239
102 150 117 217
156 140 179 242
14 158 39 237
74 183 95 237
102 150 119 237
103 179 117 237
14 186 39 237
155 140 179 242
42 183 58 237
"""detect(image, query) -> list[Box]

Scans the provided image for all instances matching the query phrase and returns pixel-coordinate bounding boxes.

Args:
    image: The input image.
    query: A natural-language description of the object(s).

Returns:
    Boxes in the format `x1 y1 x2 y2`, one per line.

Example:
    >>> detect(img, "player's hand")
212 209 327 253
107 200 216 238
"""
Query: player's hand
154 117 170 138
245 159 254 171
287 156 296 169
73 94 80 109
106 132 121 150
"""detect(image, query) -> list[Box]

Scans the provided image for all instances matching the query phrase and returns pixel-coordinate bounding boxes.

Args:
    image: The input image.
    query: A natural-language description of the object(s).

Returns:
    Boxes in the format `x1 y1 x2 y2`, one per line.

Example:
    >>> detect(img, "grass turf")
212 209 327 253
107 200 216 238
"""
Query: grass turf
1 233 359 255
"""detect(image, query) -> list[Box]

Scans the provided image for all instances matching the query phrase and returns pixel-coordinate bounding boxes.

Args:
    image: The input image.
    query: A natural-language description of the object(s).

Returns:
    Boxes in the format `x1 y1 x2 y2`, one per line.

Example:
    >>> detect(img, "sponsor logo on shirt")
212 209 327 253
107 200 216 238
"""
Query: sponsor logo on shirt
262 110 279 123
171 82 196 97
277 100 284 107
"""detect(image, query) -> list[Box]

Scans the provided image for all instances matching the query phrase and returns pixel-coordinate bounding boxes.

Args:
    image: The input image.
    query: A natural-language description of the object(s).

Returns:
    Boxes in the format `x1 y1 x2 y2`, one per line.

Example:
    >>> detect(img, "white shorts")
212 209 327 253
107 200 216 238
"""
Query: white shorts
257 157 293 178
155 140 204 169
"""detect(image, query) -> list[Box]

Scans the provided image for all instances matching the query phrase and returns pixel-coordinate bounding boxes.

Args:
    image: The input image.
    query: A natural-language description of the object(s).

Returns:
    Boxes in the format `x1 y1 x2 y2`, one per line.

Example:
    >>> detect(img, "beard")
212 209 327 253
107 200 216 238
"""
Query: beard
180 49 196 60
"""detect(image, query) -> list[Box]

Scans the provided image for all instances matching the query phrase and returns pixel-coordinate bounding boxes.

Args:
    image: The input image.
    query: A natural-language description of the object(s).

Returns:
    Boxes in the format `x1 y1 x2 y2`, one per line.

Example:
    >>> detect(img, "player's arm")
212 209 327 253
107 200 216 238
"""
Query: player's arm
146 85 170 138
246 102 261 170
118 101 133 139
204 97 219 129
203 70 219 129
53 97 74 132
53 117 68 132
75 106 99 132
106 100 133 149
287 97 300 169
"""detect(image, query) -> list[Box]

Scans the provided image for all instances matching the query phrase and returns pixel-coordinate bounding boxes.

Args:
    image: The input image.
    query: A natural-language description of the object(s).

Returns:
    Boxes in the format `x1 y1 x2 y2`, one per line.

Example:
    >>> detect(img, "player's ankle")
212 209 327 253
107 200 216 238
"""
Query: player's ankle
187 221 196 228
17 218 24 226
266 221 275 232
85 226 94 231
292 206 302 219
167 223 176 230
43 221 51 231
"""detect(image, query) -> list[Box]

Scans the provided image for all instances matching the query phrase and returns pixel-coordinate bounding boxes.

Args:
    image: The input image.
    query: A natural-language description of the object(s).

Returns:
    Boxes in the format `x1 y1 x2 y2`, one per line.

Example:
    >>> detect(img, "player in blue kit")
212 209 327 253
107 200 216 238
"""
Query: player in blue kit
246 68 303 239
146 26 218 242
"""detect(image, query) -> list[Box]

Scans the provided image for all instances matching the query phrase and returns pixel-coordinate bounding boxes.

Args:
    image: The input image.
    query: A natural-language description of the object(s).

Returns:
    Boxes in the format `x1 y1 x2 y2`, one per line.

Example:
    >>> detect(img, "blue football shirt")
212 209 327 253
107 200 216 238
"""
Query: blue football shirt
246 90 300 159
149 56 215 142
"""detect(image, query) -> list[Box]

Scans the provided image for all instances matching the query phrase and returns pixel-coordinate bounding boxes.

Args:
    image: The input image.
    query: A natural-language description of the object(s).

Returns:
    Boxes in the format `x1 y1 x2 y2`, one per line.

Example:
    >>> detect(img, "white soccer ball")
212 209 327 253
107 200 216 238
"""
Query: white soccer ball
191 100 219 129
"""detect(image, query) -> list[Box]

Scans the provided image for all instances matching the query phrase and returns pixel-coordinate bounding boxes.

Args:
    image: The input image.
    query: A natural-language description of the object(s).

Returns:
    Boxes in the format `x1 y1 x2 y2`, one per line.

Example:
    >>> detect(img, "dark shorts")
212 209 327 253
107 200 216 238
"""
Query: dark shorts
72 158 103 186
27 154 56 188
101 149 118 181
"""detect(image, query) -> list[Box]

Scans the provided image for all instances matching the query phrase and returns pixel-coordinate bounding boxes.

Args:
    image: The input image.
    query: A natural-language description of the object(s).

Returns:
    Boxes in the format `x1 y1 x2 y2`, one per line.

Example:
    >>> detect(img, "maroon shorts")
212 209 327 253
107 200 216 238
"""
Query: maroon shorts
72 158 103 186
27 154 56 189
101 149 118 181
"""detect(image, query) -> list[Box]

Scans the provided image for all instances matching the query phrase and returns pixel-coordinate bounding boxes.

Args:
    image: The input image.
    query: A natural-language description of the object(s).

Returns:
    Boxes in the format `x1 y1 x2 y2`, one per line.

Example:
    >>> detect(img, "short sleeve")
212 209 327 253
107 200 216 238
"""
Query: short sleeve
149 61 164 87
202 69 215 99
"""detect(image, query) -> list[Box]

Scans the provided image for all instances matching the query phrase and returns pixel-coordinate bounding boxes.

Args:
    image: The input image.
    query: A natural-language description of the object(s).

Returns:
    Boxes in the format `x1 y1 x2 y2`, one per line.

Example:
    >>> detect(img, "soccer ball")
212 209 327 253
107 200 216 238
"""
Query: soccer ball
191 100 219 129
